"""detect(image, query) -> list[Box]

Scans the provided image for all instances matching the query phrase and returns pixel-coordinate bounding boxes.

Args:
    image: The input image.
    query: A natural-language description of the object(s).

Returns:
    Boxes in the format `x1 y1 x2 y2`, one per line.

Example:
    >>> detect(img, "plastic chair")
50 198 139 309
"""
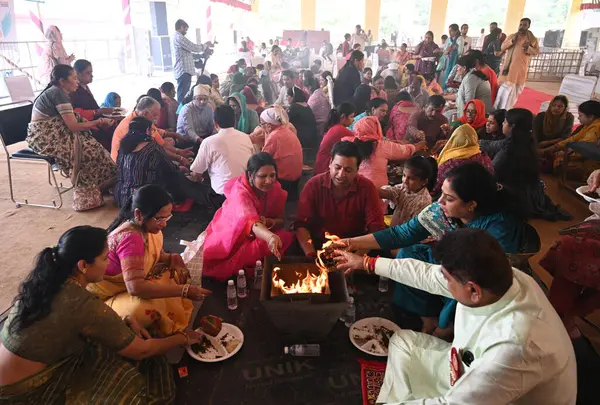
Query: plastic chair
0 101 73 209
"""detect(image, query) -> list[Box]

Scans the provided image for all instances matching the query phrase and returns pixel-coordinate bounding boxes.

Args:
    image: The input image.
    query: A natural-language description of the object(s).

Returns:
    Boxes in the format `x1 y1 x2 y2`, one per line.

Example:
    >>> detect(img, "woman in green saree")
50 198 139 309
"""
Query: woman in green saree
0 226 203 404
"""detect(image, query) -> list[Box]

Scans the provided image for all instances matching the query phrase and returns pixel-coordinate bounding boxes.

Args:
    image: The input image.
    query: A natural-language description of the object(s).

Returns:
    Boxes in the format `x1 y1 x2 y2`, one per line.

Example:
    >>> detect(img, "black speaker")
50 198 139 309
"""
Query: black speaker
149 1 168 36
150 36 173 71
543 30 564 48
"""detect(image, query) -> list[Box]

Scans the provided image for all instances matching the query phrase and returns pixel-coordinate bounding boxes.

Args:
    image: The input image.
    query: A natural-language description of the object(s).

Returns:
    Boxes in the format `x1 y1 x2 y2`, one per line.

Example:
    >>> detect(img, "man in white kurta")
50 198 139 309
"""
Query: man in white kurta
339 229 577 405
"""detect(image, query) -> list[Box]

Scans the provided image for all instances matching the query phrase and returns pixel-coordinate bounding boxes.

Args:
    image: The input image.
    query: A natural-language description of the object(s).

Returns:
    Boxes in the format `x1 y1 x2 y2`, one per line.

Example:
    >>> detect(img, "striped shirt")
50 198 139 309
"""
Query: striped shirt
172 31 204 79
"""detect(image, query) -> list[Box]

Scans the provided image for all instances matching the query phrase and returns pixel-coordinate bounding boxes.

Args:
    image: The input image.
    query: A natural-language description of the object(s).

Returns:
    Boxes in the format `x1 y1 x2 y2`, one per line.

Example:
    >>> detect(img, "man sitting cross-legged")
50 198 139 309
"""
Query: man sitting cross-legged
335 228 576 405
294 141 385 257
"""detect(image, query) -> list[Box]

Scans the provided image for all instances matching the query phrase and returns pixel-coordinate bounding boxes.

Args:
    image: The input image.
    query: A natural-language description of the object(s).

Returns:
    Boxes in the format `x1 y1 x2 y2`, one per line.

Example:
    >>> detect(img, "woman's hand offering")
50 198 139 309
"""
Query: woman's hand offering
333 250 365 274
187 285 212 301
267 234 283 260
588 170 600 192
184 329 205 345
414 141 427 151
333 238 356 252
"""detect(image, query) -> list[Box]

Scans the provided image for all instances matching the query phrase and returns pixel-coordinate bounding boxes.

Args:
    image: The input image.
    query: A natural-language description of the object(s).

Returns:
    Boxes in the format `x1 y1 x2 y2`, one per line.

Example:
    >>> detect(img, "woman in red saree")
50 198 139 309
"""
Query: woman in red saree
202 152 294 281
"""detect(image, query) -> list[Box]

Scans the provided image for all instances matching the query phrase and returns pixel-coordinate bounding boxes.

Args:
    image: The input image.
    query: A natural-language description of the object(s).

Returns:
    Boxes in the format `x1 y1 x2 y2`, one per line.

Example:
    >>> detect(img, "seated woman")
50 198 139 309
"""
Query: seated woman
340 162 527 336
287 86 319 149
114 116 206 209
242 77 264 115
424 73 443 96
314 103 356 174
362 67 373 85
228 92 259 134
349 97 389 131
307 71 333 137
0 225 203 403
27 64 116 211
478 109 506 140
446 99 488 135
88 185 209 335
261 106 303 193
540 100 600 171
540 182 600 339
352 84 374 117
483 108 571 221
434 124 494 196
70 59 117 151
446 55 492 116
385 91 419 141
147 87 170 131
101 91 121 108
160 82 179 132
380 156 436 227
202 153 295 281
384 76 400 107
535 95 574 148
349 116 424 192
371 75 388 101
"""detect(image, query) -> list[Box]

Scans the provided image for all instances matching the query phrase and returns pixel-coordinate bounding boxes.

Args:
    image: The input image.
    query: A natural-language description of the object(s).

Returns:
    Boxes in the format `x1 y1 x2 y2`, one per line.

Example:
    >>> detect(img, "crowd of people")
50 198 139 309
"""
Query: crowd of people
2 17 599 405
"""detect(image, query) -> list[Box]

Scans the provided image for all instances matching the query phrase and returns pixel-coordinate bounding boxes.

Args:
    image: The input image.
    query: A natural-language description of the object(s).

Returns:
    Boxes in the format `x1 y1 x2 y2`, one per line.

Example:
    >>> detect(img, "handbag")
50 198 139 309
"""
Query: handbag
72 186 104 211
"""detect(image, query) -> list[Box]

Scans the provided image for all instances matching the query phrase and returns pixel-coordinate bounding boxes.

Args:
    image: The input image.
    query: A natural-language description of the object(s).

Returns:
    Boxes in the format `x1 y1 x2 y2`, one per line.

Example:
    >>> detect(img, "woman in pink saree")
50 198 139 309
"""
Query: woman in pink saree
202 152 294 281
38 26 75 86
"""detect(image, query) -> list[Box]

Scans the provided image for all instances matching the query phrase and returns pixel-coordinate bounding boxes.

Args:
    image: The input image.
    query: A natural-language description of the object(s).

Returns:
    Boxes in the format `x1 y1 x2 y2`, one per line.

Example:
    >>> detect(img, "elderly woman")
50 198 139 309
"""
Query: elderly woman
27 64 116 211
176 84 216 145
227 92 259 134
535 95 575 147
70 59 117 151
413 31 440 76
308 71 333 136
0 226 204 403
260 106 303 193
434 124 494 196
287 86 319 149
88 185 209 335
348 116 423 192
37 25 75 85
447 99 488 136
201 153 295 281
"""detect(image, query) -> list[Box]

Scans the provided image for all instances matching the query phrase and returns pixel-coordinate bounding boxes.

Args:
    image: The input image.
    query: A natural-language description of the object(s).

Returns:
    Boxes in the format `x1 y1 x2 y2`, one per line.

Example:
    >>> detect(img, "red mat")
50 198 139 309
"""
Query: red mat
359 359 387 405
513 86 554 114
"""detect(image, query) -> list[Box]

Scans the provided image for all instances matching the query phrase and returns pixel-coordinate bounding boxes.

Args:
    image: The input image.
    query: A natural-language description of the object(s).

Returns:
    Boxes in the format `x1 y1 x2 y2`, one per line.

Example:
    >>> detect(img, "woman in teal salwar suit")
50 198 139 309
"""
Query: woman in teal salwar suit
341 162 527 336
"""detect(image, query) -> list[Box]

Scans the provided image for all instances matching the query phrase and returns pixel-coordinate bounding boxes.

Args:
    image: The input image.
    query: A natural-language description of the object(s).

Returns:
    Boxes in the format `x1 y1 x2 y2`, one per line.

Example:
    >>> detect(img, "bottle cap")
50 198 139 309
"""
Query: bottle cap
284 346 289 354
239 269 245 275
228 280 234 285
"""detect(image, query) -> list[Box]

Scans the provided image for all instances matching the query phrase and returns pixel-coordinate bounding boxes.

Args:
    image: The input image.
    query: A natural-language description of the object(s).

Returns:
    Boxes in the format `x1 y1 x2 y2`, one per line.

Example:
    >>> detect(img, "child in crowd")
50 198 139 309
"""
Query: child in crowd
379 156 437 227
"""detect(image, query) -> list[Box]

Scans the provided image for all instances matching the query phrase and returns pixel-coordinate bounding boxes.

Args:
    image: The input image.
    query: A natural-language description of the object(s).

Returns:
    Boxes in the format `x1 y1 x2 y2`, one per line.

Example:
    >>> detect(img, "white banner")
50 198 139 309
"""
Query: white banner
0 0 16 42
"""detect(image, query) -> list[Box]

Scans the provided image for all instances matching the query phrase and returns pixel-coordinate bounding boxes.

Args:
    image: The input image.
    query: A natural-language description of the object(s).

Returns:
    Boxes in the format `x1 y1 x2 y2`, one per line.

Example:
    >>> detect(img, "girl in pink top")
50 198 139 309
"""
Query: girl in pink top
346 115 426 191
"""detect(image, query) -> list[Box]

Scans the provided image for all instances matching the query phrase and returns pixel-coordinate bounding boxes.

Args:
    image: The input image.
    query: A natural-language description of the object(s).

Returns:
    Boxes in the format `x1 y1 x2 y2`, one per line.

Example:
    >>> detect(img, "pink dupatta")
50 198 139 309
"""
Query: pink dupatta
202 174 290 280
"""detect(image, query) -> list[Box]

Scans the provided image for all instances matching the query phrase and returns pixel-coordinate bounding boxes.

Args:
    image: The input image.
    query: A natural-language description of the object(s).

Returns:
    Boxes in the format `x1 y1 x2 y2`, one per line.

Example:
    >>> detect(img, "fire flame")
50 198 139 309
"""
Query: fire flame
271 233 339 294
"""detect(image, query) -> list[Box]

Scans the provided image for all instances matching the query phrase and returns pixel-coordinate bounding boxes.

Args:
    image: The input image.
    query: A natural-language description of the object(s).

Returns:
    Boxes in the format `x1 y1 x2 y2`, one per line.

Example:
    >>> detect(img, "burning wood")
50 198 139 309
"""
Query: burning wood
271 233 343 295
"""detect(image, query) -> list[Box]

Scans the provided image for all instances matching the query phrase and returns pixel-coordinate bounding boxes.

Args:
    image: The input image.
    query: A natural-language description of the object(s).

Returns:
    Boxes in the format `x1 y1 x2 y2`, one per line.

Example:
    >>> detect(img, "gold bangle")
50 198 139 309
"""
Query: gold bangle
181 284 191 298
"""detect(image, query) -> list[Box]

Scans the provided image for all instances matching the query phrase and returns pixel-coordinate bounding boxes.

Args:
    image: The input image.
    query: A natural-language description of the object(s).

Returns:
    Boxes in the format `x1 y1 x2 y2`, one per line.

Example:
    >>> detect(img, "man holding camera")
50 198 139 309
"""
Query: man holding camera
172 19 212 104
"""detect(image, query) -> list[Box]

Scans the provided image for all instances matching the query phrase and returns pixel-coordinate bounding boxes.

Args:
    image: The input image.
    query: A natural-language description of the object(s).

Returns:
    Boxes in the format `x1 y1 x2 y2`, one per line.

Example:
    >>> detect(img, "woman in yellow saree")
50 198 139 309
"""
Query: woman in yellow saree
87 184 211 336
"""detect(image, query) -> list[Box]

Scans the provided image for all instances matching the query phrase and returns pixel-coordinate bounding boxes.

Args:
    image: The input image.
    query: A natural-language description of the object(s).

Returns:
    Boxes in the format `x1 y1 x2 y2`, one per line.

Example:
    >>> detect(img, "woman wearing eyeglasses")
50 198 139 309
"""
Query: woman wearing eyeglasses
87 184 211 336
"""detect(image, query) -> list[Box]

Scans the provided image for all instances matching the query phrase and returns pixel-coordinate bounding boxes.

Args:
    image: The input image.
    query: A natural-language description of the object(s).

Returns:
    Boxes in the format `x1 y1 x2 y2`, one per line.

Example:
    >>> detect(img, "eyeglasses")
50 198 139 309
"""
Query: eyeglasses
153 214 173 224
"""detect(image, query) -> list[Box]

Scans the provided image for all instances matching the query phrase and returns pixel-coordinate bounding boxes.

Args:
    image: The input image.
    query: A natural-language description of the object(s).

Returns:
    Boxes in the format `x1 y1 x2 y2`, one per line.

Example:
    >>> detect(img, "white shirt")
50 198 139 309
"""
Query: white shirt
457 35 472 56
190 127 254 194
351 32 368 49
376 258 577 405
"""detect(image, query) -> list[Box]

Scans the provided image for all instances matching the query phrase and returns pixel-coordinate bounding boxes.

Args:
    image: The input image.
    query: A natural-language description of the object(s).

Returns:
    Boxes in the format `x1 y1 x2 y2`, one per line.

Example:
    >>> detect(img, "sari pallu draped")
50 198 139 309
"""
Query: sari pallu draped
70 85 115 151
0 344 175 405
26 115 116 190
202 175 294 281
87 227 193 336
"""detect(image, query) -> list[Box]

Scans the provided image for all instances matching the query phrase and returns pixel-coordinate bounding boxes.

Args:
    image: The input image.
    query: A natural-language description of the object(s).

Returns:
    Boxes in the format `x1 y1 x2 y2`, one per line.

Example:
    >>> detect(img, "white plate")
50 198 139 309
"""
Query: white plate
576 185 600 203
186 323 244 363
421 57 436 62
349 317 401 357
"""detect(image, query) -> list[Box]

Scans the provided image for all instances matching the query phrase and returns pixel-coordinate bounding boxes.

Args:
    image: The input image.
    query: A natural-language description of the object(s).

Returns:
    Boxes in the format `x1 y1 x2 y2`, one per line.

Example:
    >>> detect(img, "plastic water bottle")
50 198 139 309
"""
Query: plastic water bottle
378 276 389 292
344 297 356 327
227 280 238 310
237 270 247 298
284 344 321 356
253 260 263 290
